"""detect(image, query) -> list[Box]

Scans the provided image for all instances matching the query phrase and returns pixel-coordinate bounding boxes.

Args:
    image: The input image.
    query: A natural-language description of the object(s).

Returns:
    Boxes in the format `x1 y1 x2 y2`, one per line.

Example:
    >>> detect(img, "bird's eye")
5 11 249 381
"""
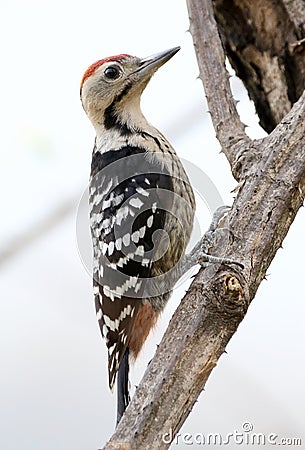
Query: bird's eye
104 66 120 80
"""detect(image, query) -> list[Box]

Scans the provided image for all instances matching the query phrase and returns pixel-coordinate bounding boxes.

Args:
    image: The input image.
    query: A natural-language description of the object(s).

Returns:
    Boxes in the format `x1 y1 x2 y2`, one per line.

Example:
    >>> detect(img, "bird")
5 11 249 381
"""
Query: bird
80 46 196 424
80 46 244 427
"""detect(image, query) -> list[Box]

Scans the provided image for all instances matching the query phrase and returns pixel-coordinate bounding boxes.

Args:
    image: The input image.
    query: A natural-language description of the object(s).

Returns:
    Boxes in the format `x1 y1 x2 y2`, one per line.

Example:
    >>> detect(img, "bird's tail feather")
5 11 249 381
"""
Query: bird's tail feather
116 347 130 426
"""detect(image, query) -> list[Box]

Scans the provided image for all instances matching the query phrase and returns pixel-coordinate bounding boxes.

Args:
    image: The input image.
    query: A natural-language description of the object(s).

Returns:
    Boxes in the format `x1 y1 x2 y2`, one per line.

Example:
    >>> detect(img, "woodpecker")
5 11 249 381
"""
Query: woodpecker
80 46 245 425
80 46 197 423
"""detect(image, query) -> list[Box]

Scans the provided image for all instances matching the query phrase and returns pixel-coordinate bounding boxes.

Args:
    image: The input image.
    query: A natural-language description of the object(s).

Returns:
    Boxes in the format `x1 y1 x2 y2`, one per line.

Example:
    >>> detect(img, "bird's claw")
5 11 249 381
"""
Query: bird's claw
183 205 243 271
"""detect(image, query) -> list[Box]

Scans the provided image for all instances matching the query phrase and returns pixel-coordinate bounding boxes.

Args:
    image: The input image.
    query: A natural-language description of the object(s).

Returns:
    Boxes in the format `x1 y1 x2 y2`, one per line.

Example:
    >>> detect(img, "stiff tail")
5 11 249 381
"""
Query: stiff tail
116 347 130 426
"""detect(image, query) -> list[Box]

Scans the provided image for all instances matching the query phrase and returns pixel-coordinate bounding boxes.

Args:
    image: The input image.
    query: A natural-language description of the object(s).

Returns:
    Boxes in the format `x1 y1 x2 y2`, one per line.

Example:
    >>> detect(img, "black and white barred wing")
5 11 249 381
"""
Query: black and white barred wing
89 147 174 388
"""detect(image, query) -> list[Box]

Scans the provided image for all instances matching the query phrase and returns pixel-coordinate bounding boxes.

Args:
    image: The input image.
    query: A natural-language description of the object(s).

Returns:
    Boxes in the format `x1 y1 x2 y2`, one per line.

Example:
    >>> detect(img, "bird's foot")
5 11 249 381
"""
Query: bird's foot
180 206 244 273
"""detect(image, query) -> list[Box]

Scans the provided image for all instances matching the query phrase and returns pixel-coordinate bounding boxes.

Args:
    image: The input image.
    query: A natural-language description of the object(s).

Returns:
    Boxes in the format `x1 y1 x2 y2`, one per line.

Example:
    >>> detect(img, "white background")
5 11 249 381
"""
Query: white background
1 1 305 449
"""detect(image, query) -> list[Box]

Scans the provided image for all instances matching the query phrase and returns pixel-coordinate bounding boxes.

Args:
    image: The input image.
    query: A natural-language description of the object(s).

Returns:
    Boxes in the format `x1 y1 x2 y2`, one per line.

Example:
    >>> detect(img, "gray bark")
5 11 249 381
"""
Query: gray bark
101 1 305 448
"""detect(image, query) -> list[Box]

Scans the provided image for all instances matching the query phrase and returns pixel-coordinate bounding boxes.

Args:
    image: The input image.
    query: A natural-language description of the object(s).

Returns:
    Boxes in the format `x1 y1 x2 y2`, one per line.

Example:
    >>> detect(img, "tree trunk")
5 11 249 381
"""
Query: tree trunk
213 0 305 132
101 1 305 448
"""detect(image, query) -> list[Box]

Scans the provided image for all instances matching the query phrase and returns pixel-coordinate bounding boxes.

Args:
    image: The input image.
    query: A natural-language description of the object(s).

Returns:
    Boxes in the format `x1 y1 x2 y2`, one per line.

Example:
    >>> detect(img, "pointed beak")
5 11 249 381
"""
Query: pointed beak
135 46 180 76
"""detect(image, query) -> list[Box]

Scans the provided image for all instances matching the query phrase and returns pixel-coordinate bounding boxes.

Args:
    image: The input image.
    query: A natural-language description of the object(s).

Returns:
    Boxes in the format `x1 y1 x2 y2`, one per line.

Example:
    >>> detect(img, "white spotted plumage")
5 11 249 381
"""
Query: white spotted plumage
81 47 195 424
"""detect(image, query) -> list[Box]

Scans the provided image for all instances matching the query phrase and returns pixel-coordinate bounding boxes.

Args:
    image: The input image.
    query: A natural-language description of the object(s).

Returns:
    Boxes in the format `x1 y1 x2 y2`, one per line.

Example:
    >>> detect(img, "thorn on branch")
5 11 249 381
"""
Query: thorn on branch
290 37 305 54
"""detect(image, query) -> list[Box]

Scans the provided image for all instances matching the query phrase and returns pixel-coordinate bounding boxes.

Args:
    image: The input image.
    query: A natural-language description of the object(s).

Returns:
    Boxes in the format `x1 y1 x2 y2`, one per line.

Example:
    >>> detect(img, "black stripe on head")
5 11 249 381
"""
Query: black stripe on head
104 82 133 132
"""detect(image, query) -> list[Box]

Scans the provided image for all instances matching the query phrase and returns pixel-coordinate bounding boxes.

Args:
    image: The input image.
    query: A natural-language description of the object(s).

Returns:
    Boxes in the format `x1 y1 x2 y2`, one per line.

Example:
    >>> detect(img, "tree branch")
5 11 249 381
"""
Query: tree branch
213 0 305 133
101 94 305 450
186 0 252 179
101 1 305 448
282 0 305 33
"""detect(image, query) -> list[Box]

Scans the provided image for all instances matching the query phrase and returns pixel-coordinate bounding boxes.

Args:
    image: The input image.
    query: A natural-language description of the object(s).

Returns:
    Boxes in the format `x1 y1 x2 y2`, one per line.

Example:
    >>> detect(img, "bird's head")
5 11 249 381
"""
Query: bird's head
80 47 180 131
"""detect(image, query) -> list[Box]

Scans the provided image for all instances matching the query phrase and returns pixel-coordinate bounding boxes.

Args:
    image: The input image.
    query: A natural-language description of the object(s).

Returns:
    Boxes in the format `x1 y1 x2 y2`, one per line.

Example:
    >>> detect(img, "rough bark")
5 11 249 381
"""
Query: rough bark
101 1 305 448
213 0 305 132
